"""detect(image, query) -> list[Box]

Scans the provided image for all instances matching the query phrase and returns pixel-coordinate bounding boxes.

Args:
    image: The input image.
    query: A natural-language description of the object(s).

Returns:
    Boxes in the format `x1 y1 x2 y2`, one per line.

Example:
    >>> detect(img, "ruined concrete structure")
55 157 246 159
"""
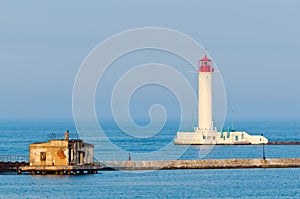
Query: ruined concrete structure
29 131 94 167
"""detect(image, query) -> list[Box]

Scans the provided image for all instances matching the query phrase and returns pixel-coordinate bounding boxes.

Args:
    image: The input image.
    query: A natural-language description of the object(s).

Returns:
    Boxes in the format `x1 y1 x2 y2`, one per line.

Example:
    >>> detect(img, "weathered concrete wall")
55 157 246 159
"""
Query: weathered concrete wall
82 143 94 164
69 141 94 165
102 158 300 170
30 140 69 166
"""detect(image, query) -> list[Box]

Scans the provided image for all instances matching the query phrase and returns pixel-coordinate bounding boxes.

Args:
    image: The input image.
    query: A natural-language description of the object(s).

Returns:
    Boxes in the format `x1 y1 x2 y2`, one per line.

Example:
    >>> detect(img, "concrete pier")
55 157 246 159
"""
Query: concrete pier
0 161 28 173
102 158 300 170
13 158 300 174
267 141 300 145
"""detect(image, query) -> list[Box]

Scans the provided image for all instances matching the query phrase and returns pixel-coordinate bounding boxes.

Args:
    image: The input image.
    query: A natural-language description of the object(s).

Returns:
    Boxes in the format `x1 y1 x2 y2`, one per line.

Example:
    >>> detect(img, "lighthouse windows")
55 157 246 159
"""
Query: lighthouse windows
200 66 211 72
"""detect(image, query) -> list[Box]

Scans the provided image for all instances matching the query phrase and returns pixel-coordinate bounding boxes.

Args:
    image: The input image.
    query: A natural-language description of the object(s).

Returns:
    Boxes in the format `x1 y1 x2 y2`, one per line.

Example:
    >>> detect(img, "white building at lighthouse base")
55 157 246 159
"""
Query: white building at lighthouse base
174 129 268 145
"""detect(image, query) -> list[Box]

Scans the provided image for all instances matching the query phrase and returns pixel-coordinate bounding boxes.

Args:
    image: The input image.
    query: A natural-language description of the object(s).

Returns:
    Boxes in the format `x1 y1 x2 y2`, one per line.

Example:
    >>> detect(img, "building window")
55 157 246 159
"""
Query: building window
203 136 206 140
235 136 239 141
40 152 46 161
213 136 215 140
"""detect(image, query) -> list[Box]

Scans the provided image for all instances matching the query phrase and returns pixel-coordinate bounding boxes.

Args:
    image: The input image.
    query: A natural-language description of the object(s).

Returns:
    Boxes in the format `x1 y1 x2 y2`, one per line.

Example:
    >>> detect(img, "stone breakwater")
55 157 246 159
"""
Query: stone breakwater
16 158 300 174
102 158 300 170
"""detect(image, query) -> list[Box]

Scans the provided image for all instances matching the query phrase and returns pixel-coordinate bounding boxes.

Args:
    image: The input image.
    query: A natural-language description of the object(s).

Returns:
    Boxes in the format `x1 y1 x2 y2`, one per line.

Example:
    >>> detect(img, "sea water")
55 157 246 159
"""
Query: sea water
0 119 299 198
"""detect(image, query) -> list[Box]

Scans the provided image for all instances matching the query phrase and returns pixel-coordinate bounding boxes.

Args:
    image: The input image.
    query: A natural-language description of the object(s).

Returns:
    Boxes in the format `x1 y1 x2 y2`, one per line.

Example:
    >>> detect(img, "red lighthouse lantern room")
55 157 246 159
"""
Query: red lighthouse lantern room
198 55 214 72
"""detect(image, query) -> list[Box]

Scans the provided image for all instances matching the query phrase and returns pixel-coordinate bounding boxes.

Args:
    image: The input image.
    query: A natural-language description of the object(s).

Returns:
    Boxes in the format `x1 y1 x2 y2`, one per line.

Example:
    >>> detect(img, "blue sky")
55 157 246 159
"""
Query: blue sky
0 0 300 121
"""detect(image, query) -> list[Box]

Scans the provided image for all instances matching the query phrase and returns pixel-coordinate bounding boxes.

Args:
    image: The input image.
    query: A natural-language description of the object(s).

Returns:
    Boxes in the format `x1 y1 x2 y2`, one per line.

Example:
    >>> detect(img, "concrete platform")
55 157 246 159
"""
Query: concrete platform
19 164 102 174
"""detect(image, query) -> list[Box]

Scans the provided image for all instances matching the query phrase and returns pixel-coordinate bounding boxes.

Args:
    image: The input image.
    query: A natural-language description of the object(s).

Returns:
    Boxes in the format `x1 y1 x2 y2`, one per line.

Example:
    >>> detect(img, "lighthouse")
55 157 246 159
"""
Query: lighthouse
174 54 268 145
198 55 214 130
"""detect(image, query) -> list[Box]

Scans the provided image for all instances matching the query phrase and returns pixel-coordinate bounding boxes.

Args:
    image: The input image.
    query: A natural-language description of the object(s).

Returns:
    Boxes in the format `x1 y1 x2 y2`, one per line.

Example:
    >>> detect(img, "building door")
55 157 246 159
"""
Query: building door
40 152 46 165
78 152 83 165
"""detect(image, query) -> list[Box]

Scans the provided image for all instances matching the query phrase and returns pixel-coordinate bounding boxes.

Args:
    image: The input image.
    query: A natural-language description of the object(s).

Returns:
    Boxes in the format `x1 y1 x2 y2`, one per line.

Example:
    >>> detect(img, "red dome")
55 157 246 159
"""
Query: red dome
200 55 211 61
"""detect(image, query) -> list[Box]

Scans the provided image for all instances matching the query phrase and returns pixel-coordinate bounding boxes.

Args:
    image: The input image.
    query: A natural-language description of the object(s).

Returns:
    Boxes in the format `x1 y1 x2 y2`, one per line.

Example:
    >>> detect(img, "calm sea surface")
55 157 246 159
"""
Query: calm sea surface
0 120 299 198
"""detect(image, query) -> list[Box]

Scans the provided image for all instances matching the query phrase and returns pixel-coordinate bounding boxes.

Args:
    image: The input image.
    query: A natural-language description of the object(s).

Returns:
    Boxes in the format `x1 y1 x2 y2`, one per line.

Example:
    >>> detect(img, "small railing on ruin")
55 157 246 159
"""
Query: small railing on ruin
0 155 28 163
47 132 82 141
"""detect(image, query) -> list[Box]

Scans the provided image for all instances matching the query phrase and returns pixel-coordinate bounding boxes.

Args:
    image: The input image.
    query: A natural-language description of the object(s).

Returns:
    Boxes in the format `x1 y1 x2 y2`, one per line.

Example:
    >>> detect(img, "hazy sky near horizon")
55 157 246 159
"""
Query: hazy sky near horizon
1 0 300 122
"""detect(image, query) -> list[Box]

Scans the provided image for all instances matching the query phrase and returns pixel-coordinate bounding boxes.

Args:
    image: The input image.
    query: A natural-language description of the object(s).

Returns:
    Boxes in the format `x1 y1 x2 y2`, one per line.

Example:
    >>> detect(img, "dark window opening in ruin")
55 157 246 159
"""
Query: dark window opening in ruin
40 152 46 161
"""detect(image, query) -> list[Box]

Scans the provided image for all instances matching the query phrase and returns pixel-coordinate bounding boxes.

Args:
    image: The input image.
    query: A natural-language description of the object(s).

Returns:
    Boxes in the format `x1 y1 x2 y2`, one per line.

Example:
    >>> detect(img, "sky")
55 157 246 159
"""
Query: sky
0 0 300 122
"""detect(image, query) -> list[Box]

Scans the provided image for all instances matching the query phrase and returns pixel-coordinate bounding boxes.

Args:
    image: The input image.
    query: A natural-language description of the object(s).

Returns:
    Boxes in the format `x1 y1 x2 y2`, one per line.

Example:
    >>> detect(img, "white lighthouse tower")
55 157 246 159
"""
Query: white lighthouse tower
174 54 268 145
198 55 214 130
